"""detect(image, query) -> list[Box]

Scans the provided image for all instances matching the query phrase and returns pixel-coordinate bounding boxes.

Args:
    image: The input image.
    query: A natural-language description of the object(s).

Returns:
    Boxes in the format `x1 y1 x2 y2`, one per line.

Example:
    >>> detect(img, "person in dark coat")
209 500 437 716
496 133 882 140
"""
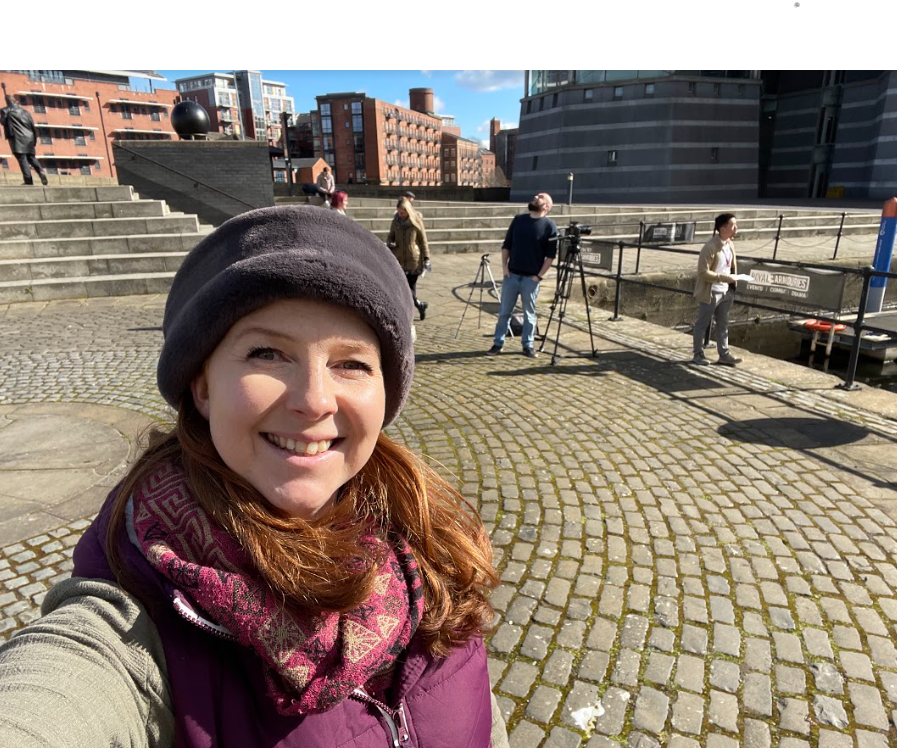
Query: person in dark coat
1 95 48 186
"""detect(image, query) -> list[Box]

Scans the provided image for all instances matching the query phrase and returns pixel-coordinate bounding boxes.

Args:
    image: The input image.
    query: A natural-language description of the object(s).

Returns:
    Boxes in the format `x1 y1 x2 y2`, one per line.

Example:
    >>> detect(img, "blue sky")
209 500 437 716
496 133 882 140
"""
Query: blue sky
155 70 524 149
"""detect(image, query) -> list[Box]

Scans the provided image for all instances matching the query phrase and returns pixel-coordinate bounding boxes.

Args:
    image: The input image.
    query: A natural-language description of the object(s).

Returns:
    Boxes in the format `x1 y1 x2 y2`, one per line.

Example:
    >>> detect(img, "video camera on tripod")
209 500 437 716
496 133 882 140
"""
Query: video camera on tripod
553 221 594 261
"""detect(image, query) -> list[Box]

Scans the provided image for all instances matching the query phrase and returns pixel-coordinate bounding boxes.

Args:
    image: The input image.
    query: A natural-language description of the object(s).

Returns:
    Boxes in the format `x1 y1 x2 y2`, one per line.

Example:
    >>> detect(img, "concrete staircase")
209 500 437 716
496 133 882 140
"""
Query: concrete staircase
0 185 211 304
1 189 882 304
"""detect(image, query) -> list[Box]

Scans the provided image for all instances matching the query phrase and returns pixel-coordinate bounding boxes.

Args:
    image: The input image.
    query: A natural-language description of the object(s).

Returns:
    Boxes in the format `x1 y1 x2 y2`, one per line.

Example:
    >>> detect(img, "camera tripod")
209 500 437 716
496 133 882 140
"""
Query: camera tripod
454 253 507 339
538 235 598 365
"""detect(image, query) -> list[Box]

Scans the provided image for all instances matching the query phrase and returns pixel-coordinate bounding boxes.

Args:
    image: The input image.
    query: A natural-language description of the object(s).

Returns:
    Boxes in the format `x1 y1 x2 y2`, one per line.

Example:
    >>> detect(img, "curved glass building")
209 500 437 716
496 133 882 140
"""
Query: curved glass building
512 70 896 203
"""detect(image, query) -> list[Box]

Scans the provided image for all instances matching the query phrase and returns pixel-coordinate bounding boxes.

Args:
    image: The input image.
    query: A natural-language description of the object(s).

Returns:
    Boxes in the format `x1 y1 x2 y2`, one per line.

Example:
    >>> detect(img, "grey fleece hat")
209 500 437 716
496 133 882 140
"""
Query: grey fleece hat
157 206 415 426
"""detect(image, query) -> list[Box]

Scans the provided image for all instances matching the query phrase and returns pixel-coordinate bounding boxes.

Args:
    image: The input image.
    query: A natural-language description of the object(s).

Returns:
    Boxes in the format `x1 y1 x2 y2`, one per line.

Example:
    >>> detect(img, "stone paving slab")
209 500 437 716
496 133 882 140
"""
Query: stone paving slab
2 250 897 746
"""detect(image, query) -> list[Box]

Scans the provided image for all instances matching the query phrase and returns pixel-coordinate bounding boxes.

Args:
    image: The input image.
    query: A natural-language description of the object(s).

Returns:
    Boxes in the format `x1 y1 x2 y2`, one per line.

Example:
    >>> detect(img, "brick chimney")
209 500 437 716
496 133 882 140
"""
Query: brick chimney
409 88 434 115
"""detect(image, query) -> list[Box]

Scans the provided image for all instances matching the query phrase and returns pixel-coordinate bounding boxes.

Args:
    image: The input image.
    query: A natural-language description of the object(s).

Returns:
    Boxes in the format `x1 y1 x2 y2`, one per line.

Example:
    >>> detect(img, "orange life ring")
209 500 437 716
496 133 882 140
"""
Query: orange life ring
804 319 846 333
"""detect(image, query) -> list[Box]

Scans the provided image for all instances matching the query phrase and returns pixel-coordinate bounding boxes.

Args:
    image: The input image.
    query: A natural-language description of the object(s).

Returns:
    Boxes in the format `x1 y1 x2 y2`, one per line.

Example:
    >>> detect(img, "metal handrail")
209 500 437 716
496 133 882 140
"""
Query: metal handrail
576 237 897 390
114 144 259 210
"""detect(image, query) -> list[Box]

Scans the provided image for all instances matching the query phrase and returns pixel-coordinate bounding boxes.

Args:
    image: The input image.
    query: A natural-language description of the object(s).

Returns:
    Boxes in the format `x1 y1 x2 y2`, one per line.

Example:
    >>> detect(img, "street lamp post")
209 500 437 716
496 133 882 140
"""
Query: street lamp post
567 172 574 206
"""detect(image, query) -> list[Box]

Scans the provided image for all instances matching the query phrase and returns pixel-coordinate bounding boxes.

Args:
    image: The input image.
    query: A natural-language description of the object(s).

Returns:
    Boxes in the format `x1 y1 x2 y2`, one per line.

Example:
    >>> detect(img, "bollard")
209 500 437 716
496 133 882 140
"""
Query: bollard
866 198 897 313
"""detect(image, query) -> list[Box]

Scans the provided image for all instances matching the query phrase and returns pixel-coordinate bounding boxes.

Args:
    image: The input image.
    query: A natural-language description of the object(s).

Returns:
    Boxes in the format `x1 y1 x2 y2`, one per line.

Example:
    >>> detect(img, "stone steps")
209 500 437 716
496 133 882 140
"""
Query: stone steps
0 214 200 241
0 185 139 204
0 232 207 261
0 271 176 304
0 251 189 281
0 200 170 223
0 184 209 303
0 187 882 303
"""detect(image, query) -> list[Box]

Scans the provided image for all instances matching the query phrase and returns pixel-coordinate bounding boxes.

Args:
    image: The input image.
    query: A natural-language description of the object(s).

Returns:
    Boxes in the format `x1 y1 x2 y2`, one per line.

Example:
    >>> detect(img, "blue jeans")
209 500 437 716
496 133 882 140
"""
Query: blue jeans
493 273 540 349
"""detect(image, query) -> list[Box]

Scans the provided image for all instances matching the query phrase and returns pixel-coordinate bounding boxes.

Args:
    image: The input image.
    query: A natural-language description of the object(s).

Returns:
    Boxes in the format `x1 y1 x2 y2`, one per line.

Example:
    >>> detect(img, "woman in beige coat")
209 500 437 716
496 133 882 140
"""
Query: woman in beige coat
387 198 431 320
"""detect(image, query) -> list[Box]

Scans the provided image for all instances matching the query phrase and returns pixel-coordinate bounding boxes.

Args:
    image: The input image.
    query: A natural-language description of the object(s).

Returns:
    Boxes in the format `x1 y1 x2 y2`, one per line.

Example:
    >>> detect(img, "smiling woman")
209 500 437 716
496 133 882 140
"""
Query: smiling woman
0 207 508 748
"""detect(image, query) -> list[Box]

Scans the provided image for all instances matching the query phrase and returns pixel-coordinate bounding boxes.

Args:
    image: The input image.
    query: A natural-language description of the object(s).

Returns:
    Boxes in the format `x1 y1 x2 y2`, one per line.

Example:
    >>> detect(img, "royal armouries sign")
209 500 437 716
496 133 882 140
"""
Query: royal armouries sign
738 260 846 312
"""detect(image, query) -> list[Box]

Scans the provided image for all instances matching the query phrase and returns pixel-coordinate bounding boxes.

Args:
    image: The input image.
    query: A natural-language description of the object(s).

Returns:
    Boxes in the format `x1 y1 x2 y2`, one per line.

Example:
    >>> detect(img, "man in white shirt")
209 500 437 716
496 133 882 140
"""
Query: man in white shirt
691 213 742 367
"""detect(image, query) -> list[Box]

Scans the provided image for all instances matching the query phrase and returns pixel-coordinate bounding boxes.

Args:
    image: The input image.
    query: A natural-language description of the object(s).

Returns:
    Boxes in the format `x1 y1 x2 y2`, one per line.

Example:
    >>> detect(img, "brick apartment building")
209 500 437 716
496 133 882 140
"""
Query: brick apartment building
175 71 294 146
441 131 482 186
313 87 442 187
489 117 517 183
311 87 498 188
0 69 178 179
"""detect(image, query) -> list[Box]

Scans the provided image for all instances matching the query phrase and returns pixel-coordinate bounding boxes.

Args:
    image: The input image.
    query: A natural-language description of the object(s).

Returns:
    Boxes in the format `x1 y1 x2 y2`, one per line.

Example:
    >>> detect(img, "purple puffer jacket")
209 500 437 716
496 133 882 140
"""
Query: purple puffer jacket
74 493 494 748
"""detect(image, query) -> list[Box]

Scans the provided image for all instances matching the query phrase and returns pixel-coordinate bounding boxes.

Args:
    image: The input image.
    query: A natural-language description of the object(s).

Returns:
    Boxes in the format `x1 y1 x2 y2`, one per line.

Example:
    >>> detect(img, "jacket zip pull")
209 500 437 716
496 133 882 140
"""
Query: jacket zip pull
351 688 402 746
395 701 410 743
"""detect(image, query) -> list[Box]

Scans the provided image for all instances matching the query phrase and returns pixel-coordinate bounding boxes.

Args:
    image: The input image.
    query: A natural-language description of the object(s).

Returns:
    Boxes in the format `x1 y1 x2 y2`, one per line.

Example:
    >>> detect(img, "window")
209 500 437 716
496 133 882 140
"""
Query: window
345 121 350 128
613 87 623 100
151 111 161 122
607 150 618 166
343 103 348 110
645 83 655 97
122 106 132 120
94 161 102 172
33 97 46 114
710 147 719 163
688 82 696 95
713 83 721 97
552 93 558 108
74 134 86 146
321 117 332 134
532 155 539 170
539 97 545 111
351 102 362 114
352 114 363 131
0 158 7 170
584 89 593 101
320 103 331 115
69 104 81 116
526 100 533 114
83 101 89 112
80 164 91 175
40 132 52 145
89 131 95 141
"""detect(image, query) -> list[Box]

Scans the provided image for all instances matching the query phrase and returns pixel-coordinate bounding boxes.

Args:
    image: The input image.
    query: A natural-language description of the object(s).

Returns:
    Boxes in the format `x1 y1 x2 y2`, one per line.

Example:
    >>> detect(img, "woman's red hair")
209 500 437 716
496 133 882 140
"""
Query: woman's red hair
106 401 497 655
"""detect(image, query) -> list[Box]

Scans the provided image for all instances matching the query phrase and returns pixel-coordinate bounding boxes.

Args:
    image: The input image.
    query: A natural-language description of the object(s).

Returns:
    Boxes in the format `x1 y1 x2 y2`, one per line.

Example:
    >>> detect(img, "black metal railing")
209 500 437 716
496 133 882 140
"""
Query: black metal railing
575 237 897 391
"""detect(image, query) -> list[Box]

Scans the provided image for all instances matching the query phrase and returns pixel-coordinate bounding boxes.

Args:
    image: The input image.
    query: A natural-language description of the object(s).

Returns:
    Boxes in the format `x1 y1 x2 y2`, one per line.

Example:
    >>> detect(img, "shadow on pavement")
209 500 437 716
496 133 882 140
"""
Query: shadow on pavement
720 416 870 449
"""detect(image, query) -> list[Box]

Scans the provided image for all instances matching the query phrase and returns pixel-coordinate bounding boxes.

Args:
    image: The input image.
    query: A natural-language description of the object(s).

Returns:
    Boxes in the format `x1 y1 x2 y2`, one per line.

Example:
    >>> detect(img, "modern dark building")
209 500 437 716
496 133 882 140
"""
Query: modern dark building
511 70 897 203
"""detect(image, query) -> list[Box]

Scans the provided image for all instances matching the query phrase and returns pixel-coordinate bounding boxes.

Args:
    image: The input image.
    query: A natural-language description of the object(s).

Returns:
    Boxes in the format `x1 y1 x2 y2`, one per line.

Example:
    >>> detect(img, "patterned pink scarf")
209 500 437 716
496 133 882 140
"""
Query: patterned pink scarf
130 463 424 715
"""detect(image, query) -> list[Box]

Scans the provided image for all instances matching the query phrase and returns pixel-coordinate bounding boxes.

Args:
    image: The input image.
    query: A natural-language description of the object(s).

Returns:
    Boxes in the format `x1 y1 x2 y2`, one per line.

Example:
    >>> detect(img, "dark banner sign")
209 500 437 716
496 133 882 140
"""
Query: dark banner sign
738 260 846 312
558 241 614 271
642 222 696 243
580 241 614 271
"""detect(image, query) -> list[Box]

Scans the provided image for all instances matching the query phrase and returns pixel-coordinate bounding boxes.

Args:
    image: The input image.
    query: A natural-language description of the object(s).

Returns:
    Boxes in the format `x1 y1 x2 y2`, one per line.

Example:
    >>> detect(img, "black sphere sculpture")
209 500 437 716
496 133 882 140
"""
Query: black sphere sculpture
171 100 211 140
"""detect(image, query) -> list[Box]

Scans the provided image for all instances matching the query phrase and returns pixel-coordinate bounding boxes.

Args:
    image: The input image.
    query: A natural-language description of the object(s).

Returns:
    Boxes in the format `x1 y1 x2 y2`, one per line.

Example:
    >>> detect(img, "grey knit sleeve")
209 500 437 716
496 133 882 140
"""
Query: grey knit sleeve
0 577 174 748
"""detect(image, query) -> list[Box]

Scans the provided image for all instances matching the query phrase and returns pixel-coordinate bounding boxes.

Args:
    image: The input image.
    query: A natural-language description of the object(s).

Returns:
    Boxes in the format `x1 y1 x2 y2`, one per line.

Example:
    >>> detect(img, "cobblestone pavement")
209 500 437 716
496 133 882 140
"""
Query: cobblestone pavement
2 250 897 747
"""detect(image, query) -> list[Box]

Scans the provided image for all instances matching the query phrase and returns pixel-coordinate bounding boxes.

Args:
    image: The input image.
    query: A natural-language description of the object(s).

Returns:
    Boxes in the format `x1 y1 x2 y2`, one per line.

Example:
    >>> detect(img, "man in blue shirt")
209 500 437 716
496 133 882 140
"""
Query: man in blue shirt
487 193 558 358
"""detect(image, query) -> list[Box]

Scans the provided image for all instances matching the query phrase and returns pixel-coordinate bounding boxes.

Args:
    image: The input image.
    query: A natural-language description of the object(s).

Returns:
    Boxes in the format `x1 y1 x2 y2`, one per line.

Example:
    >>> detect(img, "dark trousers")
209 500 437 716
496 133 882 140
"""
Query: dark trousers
405 272 420 301
14 152 45 184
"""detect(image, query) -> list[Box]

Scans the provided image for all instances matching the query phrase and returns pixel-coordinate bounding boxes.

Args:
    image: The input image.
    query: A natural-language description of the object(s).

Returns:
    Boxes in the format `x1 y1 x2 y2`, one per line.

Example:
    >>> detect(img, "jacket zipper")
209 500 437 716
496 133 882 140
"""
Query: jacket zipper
351 688 409 746
171 591 238 642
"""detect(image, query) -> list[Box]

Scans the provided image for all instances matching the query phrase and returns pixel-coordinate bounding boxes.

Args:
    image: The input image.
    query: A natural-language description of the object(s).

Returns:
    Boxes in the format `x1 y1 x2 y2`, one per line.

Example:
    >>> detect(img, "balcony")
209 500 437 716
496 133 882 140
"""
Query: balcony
106 98 172 109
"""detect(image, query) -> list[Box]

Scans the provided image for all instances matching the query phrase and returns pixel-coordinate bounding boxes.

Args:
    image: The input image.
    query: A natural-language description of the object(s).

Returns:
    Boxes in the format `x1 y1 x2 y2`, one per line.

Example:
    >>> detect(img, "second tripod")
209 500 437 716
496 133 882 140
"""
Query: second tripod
538 224 599 365
455 253 503 339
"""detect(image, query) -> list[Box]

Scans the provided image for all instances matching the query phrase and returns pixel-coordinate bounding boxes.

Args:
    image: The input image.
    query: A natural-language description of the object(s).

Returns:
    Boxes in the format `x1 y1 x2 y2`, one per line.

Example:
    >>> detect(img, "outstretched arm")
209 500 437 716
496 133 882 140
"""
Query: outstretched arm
0 578 173 748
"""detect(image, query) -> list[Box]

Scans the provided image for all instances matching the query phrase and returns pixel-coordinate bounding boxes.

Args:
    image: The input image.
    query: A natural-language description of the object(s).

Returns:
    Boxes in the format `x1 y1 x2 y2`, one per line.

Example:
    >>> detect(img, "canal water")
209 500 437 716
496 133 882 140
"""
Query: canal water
729 317 897 393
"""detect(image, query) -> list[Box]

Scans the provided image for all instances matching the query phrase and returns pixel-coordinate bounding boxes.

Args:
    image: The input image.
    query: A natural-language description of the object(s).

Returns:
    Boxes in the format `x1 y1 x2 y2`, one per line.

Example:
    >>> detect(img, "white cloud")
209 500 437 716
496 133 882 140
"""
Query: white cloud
394 97 409 108
475 119 492 134
421 70 432 77
479 138 490 149
454 70 525 93
433 95 446 113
